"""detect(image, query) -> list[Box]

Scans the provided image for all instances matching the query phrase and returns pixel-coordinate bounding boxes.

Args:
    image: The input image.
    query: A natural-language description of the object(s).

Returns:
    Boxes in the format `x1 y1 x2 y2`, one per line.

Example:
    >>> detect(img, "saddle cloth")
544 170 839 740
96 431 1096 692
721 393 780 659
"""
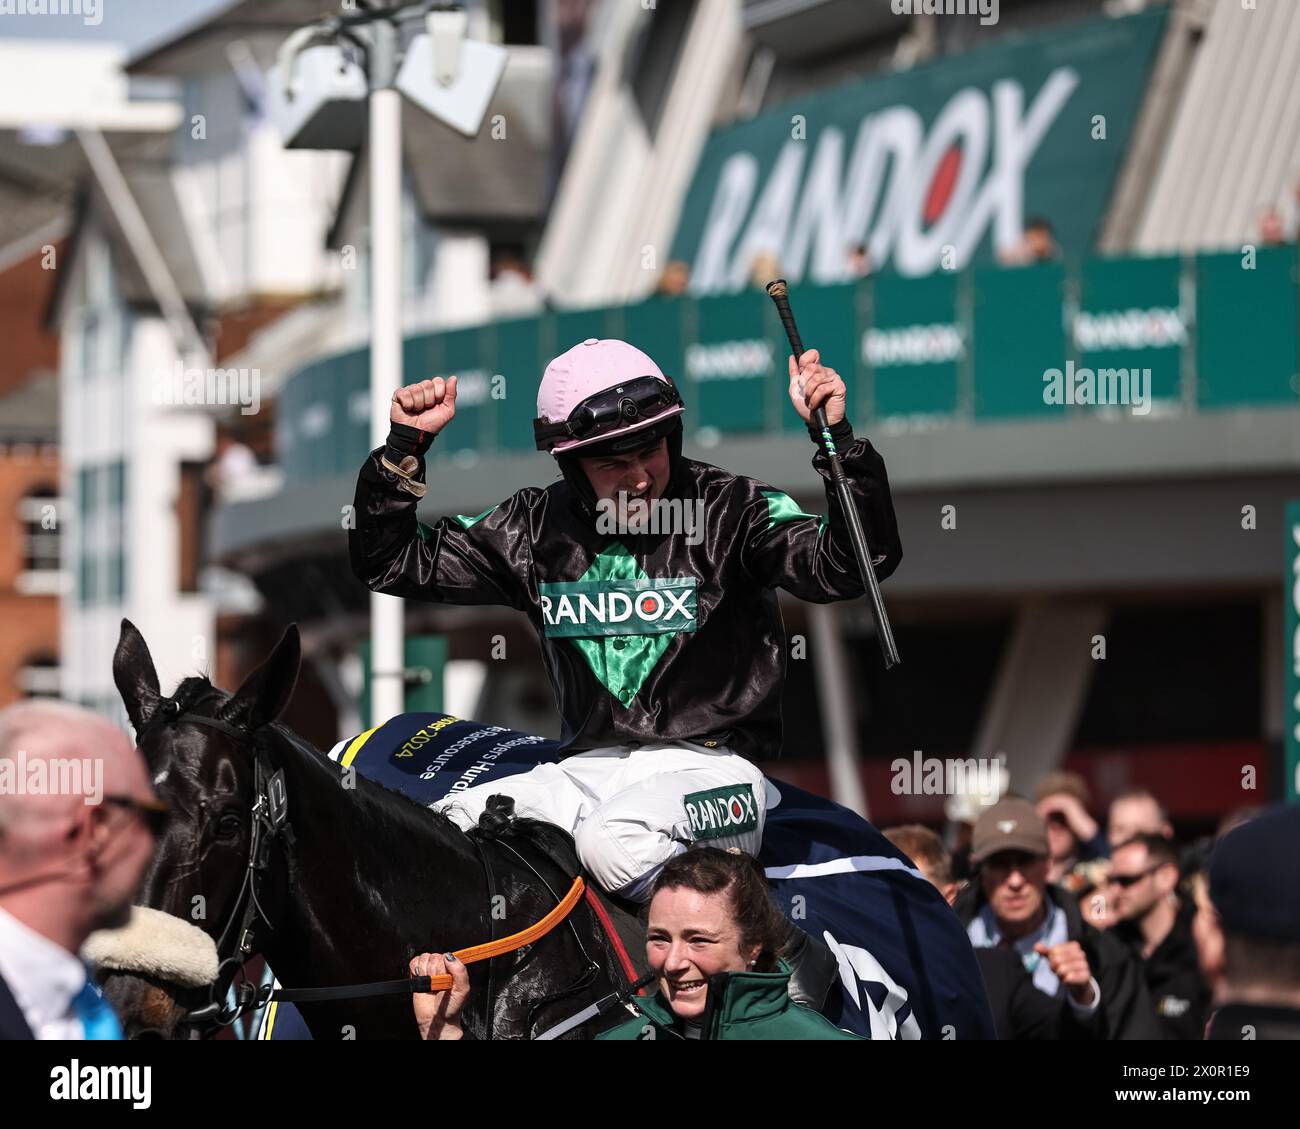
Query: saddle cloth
259 713 994 1040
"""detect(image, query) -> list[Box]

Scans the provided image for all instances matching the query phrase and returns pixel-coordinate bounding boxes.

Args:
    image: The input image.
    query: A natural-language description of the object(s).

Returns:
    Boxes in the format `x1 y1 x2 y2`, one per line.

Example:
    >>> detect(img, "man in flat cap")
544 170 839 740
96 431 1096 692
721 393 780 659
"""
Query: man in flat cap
1205 804 1300 1040
952 796 1161 1039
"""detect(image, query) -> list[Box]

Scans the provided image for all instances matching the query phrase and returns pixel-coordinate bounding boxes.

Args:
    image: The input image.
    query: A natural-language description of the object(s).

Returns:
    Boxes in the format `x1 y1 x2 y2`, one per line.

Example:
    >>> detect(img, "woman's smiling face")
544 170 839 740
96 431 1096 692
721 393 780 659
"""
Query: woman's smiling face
644 884 760 1020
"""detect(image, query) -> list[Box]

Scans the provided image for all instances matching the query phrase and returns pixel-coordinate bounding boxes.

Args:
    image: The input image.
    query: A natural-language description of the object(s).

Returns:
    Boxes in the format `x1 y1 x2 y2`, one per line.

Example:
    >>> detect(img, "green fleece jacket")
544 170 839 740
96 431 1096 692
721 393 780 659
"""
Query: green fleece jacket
597 961 864 1041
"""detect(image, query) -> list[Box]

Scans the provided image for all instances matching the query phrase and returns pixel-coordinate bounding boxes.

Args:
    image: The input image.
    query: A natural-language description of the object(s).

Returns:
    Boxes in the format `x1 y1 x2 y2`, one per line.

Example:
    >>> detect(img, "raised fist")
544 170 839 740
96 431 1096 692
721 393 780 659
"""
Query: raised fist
391 376 457 436
1034 940 1096 1006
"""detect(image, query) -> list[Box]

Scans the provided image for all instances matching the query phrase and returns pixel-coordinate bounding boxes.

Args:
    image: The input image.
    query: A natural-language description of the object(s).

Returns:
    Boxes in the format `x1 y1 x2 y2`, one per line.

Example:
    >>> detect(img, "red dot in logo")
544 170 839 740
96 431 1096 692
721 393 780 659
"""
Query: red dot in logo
640 596 655 614
923 142 963 227
731 799 743 819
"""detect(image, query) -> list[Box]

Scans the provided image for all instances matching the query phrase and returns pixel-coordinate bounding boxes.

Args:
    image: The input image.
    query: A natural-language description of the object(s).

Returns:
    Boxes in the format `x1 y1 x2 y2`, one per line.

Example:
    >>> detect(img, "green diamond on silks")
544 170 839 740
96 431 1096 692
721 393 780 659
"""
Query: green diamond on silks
540 542 697 708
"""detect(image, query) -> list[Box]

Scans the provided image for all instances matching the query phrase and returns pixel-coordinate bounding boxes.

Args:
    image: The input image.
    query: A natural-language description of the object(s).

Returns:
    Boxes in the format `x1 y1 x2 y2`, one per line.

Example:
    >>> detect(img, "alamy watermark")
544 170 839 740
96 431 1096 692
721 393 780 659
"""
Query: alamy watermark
0 750 103 806
0 0 102 26
152 362 261 415
595 494 705 546
1042 361 1151 416
890 752 1007 801
891 0 998 27
50 1061 150 1109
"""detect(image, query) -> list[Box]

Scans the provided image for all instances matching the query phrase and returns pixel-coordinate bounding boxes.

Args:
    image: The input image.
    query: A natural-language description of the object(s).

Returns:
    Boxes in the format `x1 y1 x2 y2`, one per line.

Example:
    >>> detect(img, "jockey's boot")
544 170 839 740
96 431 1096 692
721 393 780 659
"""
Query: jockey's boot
777 916 840 1012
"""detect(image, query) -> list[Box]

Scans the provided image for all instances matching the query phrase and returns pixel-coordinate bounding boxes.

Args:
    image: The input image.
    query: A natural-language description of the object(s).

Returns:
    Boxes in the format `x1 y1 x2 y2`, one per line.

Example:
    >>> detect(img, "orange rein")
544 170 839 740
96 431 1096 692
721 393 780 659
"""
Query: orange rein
415 875 587 992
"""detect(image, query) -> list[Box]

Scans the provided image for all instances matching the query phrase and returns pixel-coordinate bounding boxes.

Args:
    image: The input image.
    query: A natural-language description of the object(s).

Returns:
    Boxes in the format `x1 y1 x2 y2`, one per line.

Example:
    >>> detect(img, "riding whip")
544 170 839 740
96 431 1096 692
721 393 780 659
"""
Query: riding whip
765 279 900 668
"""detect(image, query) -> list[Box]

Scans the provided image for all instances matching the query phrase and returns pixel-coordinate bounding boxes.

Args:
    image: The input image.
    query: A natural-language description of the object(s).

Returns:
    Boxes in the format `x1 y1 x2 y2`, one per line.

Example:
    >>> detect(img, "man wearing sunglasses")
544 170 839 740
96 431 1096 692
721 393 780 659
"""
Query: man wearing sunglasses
1107 833 1210 1040
350 337 901 925
0 699 163 1039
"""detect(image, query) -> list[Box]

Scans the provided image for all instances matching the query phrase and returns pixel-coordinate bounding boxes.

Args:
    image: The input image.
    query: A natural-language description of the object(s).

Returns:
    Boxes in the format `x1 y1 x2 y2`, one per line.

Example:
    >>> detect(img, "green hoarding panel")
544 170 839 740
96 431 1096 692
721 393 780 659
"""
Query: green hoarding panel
867 271 961 423
973 262 1066 419
688 291 776 435
431 326 494 456
552 306 618 359
1077 255 1184 412
1196 247 1300 409
781 280 859 435
493 317 544 451
342 348 370 475
403 331 432 388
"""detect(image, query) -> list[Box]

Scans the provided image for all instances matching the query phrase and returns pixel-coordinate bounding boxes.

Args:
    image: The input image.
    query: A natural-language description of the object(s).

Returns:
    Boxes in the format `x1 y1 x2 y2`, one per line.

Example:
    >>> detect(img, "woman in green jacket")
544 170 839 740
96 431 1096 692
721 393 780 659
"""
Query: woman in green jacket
411 846 863 1040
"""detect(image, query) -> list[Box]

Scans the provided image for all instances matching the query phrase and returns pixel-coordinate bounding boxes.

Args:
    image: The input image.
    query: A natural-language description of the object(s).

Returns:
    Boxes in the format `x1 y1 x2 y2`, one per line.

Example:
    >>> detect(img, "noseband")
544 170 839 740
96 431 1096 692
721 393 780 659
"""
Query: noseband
139 699 293 1033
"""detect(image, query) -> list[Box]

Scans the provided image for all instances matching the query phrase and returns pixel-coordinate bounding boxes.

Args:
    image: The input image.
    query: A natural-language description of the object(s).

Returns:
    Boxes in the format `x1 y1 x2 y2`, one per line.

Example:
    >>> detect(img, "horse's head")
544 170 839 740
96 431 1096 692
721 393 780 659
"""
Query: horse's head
99 618 301 1038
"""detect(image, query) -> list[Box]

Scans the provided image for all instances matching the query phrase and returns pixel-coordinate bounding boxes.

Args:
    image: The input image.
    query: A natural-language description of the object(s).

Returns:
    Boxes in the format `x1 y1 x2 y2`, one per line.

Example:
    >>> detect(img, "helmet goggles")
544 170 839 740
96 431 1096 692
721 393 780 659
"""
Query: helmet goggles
533 375 683 452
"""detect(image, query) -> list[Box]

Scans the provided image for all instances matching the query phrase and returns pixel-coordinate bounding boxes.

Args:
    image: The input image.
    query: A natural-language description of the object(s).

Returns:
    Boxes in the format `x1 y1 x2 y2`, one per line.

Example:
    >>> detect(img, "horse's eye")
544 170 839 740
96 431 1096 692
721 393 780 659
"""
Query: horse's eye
216 813 243 838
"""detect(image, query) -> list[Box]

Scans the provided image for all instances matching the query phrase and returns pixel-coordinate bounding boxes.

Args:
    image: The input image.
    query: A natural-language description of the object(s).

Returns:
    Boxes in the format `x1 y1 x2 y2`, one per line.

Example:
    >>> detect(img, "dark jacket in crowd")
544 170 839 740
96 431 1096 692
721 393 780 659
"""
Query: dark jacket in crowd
1113 898 1211 1040
1207 1003 1300 1041
974 947 1103 1040
954 881 1162 1040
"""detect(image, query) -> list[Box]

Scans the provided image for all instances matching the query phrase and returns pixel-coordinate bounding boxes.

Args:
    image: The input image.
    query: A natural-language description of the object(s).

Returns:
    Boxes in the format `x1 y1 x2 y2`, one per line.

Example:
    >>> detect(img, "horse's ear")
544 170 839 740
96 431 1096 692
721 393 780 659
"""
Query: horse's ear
113 619 161 733
223 624 301 730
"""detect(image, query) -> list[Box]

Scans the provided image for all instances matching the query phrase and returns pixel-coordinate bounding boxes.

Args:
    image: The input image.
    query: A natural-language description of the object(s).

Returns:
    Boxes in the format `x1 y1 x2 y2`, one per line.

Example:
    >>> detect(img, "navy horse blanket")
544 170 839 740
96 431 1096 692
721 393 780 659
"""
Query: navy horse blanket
261 713 994 1040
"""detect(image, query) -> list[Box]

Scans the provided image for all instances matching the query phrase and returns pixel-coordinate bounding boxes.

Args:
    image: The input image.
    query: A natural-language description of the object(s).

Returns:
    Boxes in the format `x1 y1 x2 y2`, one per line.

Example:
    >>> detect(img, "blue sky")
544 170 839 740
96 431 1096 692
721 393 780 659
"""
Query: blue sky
0 0 227 55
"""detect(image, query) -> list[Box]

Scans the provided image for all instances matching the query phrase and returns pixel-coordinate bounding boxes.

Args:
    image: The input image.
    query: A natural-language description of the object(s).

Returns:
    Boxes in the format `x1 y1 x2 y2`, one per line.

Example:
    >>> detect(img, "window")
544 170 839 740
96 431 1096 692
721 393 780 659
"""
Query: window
77 466 98 607
106 461 127 603
16 486 65 596
76 461 128 607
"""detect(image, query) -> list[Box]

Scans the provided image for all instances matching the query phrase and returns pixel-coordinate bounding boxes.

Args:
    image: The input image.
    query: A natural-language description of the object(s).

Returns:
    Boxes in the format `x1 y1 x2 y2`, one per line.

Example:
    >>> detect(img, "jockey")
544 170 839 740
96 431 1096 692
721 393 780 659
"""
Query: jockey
349 338 901 909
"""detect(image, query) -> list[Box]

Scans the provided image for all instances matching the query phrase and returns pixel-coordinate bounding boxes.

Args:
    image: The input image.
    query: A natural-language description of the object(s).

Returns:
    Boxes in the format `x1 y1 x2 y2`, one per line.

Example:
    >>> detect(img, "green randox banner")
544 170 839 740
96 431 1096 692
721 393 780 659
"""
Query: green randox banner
1076 255 1184 413
1287 501 1300 803
670 8 1167 292
867 270 961 423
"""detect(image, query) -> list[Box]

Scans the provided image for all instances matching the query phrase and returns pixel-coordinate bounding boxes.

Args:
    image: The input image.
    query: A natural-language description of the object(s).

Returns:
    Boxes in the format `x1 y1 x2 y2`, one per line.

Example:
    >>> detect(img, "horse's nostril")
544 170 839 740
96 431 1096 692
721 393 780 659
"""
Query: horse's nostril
132 1027 166 1040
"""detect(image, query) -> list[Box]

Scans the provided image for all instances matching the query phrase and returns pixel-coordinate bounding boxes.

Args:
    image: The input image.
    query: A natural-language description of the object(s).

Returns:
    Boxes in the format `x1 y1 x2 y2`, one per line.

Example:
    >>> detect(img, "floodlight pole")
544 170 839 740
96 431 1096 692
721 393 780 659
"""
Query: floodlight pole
368 15 406 727
275 1 491 727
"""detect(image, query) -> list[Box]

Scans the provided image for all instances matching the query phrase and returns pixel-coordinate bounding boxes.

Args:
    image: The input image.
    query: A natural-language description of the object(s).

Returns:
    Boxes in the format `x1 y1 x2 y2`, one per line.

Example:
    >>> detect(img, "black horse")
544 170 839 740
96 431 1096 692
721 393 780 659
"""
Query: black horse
103 619 643 1039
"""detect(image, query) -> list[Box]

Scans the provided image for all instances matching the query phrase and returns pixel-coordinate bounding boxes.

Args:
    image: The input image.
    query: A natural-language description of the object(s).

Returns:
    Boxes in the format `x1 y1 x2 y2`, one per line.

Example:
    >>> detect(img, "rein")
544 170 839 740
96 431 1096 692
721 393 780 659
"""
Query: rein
268 876 587 1002
141 701 588 1033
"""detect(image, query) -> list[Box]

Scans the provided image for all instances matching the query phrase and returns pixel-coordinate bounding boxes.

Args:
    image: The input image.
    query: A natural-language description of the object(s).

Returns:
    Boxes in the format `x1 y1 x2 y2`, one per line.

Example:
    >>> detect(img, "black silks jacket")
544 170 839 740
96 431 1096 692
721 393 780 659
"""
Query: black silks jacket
348 420 901 761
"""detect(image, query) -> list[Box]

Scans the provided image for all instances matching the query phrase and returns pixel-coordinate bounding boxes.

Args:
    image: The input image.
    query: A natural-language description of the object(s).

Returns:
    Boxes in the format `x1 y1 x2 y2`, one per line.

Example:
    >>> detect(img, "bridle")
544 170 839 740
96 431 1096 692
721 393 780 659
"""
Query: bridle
138 699 294 1033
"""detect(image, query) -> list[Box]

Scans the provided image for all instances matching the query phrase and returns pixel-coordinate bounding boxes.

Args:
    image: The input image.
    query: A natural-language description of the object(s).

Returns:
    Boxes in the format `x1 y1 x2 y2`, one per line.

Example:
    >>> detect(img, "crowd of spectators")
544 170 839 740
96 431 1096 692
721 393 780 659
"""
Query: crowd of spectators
885 771 1300 1040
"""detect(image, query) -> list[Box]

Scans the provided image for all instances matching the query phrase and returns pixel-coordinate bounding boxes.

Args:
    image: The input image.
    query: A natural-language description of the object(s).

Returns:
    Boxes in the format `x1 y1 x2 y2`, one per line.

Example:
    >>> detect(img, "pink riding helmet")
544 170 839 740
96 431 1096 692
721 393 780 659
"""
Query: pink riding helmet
535 338 684 454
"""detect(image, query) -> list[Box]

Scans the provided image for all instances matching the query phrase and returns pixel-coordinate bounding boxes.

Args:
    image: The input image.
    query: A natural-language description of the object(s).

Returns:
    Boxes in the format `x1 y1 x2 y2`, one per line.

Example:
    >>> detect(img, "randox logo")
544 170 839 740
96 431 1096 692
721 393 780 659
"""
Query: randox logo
683 784 758 841
539 578 697 639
